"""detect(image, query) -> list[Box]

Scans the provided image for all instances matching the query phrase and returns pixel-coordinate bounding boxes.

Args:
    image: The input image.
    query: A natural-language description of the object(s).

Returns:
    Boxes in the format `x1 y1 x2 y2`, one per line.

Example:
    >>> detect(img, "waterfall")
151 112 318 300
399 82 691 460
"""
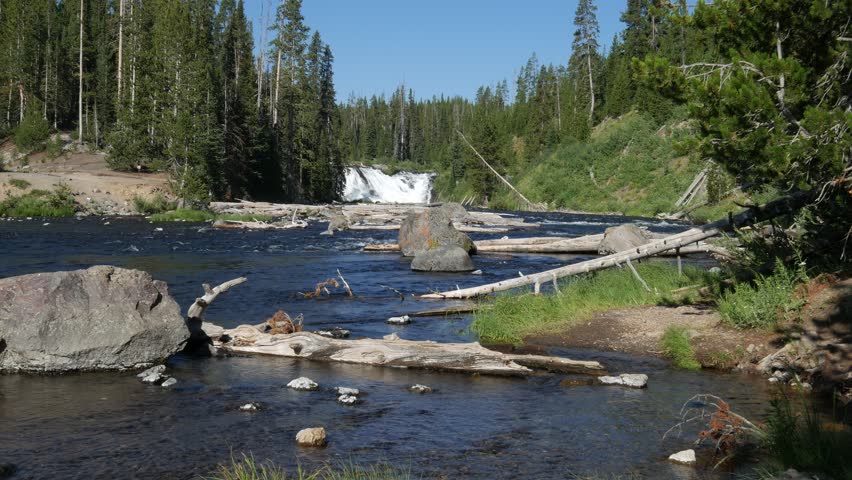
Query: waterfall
343 166 434 204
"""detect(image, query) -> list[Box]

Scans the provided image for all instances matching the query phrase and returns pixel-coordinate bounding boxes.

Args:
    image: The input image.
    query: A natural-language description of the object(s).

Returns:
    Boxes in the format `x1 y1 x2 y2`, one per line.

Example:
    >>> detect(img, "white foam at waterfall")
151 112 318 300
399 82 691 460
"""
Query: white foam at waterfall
343 166 434 204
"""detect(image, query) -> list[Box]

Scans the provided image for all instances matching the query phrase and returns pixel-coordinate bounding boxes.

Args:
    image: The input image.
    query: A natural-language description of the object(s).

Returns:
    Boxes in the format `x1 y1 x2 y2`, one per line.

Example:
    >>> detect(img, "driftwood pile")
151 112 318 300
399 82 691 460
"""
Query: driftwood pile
189 277 606 377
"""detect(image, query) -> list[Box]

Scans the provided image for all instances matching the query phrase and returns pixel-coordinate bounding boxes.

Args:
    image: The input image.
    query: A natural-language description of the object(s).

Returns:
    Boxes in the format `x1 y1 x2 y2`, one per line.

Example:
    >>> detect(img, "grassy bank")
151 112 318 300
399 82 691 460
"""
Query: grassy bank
0 184 76 217
472 263 709 344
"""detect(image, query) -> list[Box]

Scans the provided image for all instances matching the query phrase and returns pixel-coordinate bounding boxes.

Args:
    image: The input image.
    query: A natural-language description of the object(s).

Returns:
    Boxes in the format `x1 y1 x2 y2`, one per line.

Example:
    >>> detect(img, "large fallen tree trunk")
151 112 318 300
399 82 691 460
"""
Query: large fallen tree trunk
208 327 606 377
421 193 812 299
365 234 727 256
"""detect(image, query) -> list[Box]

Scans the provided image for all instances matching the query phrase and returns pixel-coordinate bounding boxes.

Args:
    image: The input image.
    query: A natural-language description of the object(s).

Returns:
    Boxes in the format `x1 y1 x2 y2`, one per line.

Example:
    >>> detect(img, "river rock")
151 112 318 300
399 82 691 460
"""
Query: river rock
324 213 350 236
597 224 651 255
667 449 696 465
336 387 360 396
398 205 476 257
386 315 412 325
411 246 475 272
337 394 359 405
409 384 433 394
137 365 167 378
295 427 327 447
0 266 188 372
161 377 177 388
239 402 260 412
287 377 318 391
314 327 350 339
598 373 648 388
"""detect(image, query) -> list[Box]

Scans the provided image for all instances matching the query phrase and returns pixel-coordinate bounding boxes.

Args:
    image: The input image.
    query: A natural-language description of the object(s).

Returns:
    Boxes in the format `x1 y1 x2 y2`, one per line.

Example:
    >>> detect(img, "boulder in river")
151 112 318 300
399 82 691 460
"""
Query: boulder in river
287 377 318 391
411 245 475 272
398 205 476 257
0 266 188 372
295 427 327 447
598 373 648 388
667 449 696 465
597 224 651 255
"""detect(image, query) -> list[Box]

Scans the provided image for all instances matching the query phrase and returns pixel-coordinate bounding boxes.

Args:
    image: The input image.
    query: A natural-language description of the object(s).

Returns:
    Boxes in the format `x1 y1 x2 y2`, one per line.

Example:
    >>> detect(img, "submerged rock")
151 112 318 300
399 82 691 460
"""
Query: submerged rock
137 365 166 378
336 387 360 396
239 402 260 412
598 373 648 388
411 246 475 272
160 377 177 388
386 315 412 325
295 427 327 447
0 266 188 372
287 377 318 391
667 449 696 465
597 224 651 255
398 205 475 257
408 384 433 394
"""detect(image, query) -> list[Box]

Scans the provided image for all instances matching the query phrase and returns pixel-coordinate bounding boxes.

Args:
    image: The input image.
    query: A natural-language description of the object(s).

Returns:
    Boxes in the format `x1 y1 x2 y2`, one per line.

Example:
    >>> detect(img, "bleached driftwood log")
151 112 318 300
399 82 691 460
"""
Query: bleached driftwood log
187 277 248 321
421 193 811 299
209 327 606 377
364 234 726 256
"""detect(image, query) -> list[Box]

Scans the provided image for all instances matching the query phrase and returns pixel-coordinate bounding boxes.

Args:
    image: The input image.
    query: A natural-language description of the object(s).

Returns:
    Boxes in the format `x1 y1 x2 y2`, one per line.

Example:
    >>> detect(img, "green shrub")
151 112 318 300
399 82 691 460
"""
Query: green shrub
8 178 31 189
660 326 701 370
45 137 64 160
0 184 76 217
718 262 805 329
14 111 50 151
132 193 177 215
763 393 852 479
472 263 708 344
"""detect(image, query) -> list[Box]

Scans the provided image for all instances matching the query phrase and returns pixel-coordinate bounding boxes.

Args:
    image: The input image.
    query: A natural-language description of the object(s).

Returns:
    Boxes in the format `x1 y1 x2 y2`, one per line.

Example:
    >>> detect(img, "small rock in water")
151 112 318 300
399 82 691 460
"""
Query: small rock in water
471 269 483 275
137 365 166 378
154 227 163 232
337 394 359 405
43 222 50 226
314 327 350 339
141 372 164 384
408 384 433 394
161 377 177 388
598 373 648 388
287 377 318 391
239 402 260 412
295 427 327 447
336 387 360 396
386 315 411 325
668 449 696 465
125 245 139 252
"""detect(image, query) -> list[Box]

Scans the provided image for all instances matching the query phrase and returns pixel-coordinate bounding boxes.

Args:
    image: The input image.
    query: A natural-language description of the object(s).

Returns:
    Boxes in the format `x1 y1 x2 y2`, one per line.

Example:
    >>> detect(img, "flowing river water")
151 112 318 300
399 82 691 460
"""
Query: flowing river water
0 213 776 479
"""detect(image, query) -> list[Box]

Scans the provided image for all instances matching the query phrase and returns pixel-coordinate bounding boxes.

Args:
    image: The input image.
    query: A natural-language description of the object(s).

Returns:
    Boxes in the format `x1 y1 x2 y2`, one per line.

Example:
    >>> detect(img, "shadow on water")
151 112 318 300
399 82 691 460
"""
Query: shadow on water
0 215 775 479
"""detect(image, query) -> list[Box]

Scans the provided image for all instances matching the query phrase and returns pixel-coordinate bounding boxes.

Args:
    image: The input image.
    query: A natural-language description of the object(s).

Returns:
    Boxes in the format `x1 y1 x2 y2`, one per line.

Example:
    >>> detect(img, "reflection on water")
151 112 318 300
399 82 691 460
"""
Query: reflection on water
0 215 771 479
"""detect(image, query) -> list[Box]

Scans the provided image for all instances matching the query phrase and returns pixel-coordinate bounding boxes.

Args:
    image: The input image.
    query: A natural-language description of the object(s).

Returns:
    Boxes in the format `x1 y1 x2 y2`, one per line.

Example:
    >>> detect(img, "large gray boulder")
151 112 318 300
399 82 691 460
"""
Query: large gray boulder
0 266 188 372
411 245 475 272
398 205 476 257
597 224 651 255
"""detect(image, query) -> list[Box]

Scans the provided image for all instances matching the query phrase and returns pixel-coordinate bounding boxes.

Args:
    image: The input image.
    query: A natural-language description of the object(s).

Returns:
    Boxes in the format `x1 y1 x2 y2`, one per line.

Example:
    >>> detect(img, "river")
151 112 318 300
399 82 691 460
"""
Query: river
0 213 775 479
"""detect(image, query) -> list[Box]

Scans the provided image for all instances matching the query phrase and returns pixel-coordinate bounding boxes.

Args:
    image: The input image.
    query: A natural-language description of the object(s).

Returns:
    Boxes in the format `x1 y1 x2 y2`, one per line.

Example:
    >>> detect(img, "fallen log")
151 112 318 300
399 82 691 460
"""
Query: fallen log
421 192 812 299
209 327 606 377
408 305 483 317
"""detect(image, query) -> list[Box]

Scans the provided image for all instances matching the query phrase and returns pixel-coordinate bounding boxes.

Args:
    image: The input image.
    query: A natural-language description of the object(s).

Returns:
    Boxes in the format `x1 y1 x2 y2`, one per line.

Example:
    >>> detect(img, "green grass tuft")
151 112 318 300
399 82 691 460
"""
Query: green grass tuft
0 184 76 217
204 454 411 480
132 193 177 215
8 178 31 189
660 326 701 370
718 262 806 329
763 392 852 479
472 263 709 344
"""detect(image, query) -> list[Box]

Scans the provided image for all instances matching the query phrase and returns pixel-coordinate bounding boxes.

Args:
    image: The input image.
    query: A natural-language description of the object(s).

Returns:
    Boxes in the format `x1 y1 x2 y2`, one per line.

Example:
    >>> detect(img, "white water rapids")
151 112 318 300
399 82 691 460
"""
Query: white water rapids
343 166 434 204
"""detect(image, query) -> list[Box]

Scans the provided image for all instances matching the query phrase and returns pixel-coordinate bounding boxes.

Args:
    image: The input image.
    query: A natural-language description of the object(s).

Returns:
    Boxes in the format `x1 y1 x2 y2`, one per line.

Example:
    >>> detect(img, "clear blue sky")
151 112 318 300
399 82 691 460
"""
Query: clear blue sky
245 1 626 101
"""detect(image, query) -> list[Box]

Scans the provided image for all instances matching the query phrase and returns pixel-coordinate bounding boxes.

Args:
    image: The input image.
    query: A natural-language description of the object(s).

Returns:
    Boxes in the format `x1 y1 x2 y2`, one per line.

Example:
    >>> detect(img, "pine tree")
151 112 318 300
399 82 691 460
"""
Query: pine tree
570 0 600 122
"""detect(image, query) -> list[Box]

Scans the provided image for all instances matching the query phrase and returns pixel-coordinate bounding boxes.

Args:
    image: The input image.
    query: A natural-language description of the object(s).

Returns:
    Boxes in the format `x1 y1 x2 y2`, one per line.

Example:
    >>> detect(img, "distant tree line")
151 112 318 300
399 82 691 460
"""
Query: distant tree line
338 0 849 203
0 0 344 203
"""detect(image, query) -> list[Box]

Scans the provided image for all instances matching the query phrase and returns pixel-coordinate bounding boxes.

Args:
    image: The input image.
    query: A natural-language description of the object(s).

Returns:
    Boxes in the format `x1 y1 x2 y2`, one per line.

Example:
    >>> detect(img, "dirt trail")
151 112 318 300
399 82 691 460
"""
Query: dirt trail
1 142 169 215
